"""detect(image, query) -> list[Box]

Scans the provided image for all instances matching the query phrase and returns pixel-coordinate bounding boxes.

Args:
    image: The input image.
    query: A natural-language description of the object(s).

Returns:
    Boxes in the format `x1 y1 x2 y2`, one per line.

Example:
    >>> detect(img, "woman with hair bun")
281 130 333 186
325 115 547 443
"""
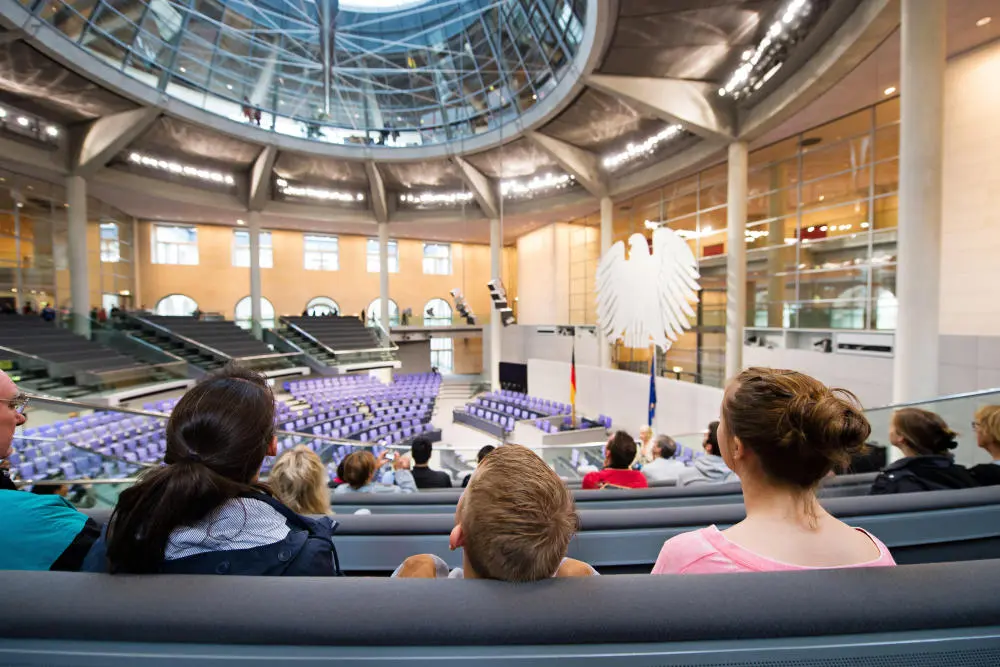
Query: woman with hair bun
653 367 895 574
870 408 977 494
83 365 338 576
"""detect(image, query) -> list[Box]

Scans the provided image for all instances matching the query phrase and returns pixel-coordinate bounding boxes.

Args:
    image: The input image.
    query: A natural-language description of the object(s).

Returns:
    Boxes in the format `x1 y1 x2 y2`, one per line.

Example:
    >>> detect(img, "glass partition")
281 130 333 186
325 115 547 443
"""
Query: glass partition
864 389 1000 468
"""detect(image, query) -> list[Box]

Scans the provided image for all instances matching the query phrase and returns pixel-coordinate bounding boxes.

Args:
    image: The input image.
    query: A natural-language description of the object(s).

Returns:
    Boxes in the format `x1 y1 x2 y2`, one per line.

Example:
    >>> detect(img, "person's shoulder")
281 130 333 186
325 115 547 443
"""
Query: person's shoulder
0 489 82 518
652 528 722 574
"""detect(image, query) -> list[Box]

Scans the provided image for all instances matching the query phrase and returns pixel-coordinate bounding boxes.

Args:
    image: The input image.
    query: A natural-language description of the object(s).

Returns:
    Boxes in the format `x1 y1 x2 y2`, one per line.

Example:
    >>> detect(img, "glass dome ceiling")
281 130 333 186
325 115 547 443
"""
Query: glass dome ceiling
35 0 588 149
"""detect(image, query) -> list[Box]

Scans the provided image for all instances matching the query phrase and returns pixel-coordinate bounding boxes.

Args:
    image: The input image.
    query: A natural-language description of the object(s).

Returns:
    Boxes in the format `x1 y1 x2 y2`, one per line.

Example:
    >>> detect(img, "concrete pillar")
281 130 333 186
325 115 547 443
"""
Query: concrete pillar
490 218 501 390
66 175 89 336
598 196 613 369
725 142 748 382
893 0 945 404
12 192 22 311
378 221 390 331
248 211 263 339
131 217 141 310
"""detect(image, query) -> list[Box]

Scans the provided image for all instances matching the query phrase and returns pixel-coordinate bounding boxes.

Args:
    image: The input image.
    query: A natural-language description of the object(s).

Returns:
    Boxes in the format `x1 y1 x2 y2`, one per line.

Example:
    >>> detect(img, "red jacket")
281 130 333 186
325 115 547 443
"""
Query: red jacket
582 468 649 490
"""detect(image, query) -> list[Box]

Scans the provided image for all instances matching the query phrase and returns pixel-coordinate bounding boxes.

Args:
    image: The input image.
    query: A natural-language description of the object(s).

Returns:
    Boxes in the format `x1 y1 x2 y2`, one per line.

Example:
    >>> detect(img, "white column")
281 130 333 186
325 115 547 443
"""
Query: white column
378 222 390 331
248 211 263 339
725 142 748 382
490 218 502 390
66 175 89 336
893 0 945 404
131 217 141 311
598 196 613 369
12 192 22 312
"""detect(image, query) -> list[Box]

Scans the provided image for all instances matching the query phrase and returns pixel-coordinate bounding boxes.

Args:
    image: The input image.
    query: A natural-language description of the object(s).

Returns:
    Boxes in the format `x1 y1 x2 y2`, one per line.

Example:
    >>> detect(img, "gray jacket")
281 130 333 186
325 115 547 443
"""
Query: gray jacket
677 455 739 486
334 469 417 494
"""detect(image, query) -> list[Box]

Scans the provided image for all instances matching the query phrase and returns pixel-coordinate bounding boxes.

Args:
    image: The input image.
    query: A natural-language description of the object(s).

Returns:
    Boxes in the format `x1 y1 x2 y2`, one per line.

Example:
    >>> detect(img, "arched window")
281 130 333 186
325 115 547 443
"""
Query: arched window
423 298 453 326
235 296 275 330
305 296 340 317
366 298 400 327
155 294 198 317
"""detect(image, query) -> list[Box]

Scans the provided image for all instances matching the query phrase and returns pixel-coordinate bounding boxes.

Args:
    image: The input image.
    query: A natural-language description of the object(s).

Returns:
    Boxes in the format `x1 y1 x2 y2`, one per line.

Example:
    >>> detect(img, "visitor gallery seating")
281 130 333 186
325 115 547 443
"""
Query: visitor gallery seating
3 560 998 665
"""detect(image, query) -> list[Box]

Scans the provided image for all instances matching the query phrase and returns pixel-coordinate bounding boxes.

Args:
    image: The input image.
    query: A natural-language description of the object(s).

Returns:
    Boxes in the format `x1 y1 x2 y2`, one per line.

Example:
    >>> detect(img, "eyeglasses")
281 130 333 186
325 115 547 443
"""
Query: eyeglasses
972 421 981 431
5 394 29 415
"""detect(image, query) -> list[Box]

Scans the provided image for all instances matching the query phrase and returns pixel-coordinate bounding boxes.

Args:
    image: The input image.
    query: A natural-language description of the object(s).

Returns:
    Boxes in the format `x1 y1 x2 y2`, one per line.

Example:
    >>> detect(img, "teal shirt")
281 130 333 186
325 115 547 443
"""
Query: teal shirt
0 490 90 570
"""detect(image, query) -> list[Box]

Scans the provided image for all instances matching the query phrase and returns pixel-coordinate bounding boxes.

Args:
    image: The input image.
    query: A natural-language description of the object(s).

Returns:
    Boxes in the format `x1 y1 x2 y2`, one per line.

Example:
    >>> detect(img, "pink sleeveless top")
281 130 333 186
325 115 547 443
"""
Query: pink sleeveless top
652 525 896 575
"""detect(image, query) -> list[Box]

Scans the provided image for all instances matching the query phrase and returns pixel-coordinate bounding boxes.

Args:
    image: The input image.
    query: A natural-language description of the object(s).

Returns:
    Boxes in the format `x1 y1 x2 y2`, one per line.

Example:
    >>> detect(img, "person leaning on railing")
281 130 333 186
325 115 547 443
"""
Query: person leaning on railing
0 370 101 571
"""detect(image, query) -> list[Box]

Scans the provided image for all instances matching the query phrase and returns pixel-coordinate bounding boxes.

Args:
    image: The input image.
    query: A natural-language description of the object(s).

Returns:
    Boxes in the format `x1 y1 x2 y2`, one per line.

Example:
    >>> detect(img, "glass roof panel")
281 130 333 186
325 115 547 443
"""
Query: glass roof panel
33 0 588 150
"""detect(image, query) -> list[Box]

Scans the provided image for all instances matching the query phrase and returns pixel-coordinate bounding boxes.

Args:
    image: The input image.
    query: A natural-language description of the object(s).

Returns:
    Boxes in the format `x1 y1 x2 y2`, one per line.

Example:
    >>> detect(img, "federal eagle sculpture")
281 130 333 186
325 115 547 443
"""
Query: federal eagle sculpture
596 227 701 352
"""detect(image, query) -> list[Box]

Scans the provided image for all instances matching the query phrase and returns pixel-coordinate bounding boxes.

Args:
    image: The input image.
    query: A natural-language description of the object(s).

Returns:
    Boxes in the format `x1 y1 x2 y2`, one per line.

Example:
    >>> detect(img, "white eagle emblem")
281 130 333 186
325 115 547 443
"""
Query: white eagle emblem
596 228 701 352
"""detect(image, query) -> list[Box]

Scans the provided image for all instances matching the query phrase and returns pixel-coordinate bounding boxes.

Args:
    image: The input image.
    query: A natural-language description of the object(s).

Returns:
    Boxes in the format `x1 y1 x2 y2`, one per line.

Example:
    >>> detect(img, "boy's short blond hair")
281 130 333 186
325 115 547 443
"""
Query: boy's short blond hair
461 444 579 582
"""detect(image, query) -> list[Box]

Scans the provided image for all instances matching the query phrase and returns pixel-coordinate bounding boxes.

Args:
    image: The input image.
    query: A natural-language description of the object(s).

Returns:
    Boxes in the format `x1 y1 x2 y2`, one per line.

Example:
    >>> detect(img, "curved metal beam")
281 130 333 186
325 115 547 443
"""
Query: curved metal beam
526 131 607 198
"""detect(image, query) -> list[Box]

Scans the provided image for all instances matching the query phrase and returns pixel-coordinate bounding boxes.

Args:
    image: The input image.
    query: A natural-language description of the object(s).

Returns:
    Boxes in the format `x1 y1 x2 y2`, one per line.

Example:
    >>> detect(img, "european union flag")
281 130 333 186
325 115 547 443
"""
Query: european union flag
648 357 657 427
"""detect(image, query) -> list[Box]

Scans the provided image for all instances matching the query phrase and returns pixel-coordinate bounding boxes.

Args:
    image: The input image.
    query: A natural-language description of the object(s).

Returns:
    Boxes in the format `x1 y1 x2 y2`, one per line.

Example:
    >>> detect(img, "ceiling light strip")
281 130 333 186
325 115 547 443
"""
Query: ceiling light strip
128 152 235 186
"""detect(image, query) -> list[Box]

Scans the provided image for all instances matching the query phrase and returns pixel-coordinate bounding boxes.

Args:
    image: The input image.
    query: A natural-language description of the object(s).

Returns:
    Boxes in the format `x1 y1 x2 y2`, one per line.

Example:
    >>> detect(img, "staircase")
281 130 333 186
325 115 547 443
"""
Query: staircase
438 380 479 401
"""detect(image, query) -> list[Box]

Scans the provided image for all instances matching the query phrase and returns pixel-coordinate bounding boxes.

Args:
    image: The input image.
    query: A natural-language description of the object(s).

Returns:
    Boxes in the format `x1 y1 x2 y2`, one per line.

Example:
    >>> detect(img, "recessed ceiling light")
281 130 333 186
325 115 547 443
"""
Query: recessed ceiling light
884 86 896 96
977 16 992 27
237 219 245 225
226 84 233 90
179 66 187 73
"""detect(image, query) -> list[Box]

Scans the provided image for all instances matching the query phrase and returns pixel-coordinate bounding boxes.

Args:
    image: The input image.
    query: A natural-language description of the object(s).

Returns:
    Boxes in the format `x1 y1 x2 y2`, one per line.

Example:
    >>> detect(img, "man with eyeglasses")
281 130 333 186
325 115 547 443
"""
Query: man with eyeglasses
0 370 101 570
0 370 29 491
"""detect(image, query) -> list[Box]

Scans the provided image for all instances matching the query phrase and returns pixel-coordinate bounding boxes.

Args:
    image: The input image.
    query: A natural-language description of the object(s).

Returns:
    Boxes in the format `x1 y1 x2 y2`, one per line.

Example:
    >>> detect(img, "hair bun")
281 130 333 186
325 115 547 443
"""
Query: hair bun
778 390 870 461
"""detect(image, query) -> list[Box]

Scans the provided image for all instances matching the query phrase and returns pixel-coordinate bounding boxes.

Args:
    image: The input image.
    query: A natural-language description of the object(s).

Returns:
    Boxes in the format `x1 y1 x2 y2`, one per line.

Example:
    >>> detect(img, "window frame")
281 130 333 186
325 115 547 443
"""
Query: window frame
422 242 451 275
303 234 340 271
232 229 274 268
151 224 199 266
366 238 399 273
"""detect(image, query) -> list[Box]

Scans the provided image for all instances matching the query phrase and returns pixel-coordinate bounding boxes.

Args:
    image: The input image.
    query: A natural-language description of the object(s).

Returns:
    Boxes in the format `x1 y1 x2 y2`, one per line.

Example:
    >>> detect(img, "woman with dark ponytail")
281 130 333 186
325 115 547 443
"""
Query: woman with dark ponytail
870 408 978 495
83 365 338 575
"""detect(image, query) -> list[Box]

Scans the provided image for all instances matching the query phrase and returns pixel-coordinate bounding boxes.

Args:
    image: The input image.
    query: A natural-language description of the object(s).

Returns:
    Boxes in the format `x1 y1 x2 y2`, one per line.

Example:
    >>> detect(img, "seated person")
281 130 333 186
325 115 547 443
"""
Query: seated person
582 431 649 490
394 444 596 580
641 435 686 484
677 421 739 486
637 425 654 465
654 367 895 574
462 444 496 488
969 405 1000 486
870 408 978 494
334 450 416 494
270 445 333 515
410 437 452 489
0 369 100 571
83 365 337 576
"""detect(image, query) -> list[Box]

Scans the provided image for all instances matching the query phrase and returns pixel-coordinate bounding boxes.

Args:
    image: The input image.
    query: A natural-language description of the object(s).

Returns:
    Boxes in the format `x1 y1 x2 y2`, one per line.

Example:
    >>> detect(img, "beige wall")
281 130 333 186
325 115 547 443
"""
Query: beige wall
940 39 1000 336
515 223 572 325
136 222 496 321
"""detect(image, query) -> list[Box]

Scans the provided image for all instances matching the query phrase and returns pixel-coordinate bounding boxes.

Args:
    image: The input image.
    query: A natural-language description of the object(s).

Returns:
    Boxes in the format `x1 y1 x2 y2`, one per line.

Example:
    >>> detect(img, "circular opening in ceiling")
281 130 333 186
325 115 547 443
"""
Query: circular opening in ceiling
339 0 435 12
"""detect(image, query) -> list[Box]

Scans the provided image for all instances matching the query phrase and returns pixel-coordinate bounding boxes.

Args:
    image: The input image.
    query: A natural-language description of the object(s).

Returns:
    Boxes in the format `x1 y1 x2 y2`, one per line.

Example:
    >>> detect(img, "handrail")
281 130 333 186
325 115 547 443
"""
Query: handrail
19 477 141 487
25 393 171 419
280 317 341 358
865 386 1000 412
369 318 400 352
233 351 303 362
15 434 159 473
0 343 49 364
127 314 233 362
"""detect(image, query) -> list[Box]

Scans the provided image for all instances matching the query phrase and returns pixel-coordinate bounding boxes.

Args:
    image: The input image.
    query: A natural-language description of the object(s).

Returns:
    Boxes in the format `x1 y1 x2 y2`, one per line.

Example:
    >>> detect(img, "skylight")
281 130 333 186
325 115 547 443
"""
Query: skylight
339 0 434 12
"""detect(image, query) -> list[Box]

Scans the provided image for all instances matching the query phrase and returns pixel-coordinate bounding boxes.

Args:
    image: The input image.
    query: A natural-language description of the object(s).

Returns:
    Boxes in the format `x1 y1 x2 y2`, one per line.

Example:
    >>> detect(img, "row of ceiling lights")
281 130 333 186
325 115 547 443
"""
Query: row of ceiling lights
0 106 60 138
275 178 365 203
398 191 474 205
500 172 575 199
719 0 813 100
128 152 236 185
602 125 684 171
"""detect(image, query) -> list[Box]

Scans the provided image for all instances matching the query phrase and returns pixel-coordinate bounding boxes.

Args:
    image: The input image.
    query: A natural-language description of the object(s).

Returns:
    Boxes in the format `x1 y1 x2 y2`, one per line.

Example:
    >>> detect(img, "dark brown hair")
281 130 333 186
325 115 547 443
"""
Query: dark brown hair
893 408 957 456
606 430 637 469
705 421 721 456
105 364 276 573
341 450 377 489
722 367 870 488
